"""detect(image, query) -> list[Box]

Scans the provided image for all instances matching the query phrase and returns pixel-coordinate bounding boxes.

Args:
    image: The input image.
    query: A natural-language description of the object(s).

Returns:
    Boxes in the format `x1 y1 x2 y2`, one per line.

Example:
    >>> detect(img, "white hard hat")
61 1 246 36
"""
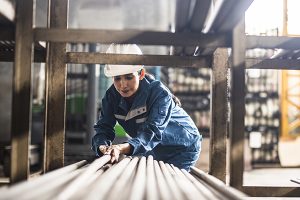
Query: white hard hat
104 44 143 77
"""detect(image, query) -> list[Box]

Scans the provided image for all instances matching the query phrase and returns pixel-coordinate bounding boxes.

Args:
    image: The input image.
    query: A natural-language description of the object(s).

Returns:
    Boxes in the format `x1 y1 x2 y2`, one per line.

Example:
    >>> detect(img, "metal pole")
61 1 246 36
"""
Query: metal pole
71 169 105 200
146 156 159 200
229 15 246 190
210 48 228 182
181 169 220 199
158 161 185 200
171 164 210 200
86 157 132 200
153 160 174 200
10 0 34 183
18 169 84 200
43 0 68 172
191 166 247 200
105 157 139 200
86 44 98 144
2 160 86 199
57 155 111 200
128 156 147 200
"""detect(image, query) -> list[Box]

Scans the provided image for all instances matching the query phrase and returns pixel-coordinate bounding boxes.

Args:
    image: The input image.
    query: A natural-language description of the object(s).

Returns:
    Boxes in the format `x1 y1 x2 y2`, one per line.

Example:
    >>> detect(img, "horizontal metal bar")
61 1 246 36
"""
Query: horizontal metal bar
33 28 230 48
246 58 300 69
191 167 248 200
181 169 220 199
57 155 111 200
146 156 159 200
85 157 132 200
128 156 147 200
21 169 84 200
159 161 185 200
247 35 300 50
169 164 204 200
66 52 211 67
3 156 252 199
153 160 173 199
106 157 139 200
1 160 87 199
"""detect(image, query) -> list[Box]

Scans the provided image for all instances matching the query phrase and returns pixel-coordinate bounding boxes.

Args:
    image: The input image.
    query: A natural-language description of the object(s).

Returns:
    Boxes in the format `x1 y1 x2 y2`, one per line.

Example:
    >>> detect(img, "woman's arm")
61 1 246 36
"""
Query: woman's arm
91 92 117 156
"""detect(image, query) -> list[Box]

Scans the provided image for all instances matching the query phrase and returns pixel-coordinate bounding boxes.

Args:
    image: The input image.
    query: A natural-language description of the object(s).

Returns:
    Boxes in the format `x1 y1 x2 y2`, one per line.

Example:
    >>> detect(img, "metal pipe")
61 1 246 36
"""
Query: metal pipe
66 169 105 200
86 43 98 144
56 155 111 200
128 156 147 200
158 161 185 200
153 160 174 200
19 168 84 200
105 157 139 200
1 157 250 200
86 157 132 200
181 168 220 200
0 160 87 199
146 156 159 200
191 167 248 200
170 164 212 200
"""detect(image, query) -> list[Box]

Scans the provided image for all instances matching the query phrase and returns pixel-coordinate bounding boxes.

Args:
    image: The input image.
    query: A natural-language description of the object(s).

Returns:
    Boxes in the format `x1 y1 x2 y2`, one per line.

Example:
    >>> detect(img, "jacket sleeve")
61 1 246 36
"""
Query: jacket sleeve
91 92 116 156
127 89 173 155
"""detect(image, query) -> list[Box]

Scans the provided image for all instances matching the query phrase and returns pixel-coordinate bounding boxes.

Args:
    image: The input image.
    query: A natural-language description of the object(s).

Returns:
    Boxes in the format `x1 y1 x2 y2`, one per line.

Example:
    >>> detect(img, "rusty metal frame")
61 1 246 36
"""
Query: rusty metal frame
2 1 300 196
229 16 246 191
209 48 228 182
10 0 34 183
43 0 68 172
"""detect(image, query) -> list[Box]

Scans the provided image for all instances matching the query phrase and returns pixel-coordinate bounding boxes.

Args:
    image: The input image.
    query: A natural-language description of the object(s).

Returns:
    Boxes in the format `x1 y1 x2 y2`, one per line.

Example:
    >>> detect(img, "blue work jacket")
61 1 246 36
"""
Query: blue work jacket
92 76 202 170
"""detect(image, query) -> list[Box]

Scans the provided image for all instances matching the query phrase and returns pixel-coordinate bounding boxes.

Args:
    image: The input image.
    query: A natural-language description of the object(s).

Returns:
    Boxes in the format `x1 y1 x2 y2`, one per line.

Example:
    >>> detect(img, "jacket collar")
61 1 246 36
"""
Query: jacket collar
117 77 151 120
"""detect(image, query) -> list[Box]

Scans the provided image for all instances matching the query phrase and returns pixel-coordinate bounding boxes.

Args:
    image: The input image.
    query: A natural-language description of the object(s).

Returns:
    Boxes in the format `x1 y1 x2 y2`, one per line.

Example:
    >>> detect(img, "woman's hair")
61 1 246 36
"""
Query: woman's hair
172 94 182 107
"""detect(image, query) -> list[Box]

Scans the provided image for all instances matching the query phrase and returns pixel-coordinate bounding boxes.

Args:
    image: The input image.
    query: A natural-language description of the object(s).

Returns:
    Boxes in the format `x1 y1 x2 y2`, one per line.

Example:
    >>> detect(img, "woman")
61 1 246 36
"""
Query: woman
92 44 202 171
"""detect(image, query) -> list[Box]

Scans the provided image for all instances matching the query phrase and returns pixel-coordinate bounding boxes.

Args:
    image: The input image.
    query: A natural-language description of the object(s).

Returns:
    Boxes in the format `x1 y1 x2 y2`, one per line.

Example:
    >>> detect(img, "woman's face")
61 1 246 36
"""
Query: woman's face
113 71 141 97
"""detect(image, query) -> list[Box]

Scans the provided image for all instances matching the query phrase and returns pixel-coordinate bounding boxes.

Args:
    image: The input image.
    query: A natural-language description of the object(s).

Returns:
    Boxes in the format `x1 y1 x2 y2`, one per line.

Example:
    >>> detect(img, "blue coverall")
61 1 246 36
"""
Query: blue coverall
92 76 202 170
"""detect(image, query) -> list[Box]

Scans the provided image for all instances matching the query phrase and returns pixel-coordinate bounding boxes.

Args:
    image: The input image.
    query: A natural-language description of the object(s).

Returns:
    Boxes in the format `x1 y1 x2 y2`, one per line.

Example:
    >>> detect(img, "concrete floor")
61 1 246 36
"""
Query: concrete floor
244 168 300 187
196 138 300 188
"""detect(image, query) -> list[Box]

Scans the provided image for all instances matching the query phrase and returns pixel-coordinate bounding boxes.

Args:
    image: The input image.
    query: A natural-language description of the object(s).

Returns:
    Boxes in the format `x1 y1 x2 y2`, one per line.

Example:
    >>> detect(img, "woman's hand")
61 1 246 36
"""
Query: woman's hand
98 143 132 163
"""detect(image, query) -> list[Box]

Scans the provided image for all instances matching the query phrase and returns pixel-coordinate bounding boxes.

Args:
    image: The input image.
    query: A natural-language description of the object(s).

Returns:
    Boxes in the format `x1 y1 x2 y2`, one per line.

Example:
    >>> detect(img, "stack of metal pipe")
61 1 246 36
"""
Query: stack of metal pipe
0 155 247 200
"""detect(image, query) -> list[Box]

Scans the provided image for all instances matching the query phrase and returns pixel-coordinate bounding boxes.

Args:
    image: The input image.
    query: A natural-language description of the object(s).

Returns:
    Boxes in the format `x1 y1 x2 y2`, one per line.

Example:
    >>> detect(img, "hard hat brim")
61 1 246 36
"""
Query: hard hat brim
104 65 143 77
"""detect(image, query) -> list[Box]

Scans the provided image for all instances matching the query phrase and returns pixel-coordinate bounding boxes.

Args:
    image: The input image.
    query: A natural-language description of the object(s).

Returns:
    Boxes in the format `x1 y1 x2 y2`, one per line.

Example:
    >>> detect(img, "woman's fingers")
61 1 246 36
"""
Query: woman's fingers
99 145 121 163
99 145 107 154
110 147 120 163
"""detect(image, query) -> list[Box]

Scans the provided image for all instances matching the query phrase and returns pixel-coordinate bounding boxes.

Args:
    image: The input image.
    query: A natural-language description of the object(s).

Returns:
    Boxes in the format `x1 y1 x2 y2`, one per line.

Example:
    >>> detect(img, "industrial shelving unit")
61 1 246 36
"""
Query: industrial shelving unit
245 69 281 166
1 0 300 197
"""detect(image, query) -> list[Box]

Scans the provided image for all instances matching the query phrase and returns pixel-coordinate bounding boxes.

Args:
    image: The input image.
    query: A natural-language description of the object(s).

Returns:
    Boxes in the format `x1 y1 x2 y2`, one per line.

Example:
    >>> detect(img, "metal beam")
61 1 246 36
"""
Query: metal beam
211 0 254 32
209 48 228 182
229 17 245 190
43 0 68 172
33 28 231 48
246 58 300 69
66 52 211 68
10 0 34 183
189 0 211 32
247 35 300 50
